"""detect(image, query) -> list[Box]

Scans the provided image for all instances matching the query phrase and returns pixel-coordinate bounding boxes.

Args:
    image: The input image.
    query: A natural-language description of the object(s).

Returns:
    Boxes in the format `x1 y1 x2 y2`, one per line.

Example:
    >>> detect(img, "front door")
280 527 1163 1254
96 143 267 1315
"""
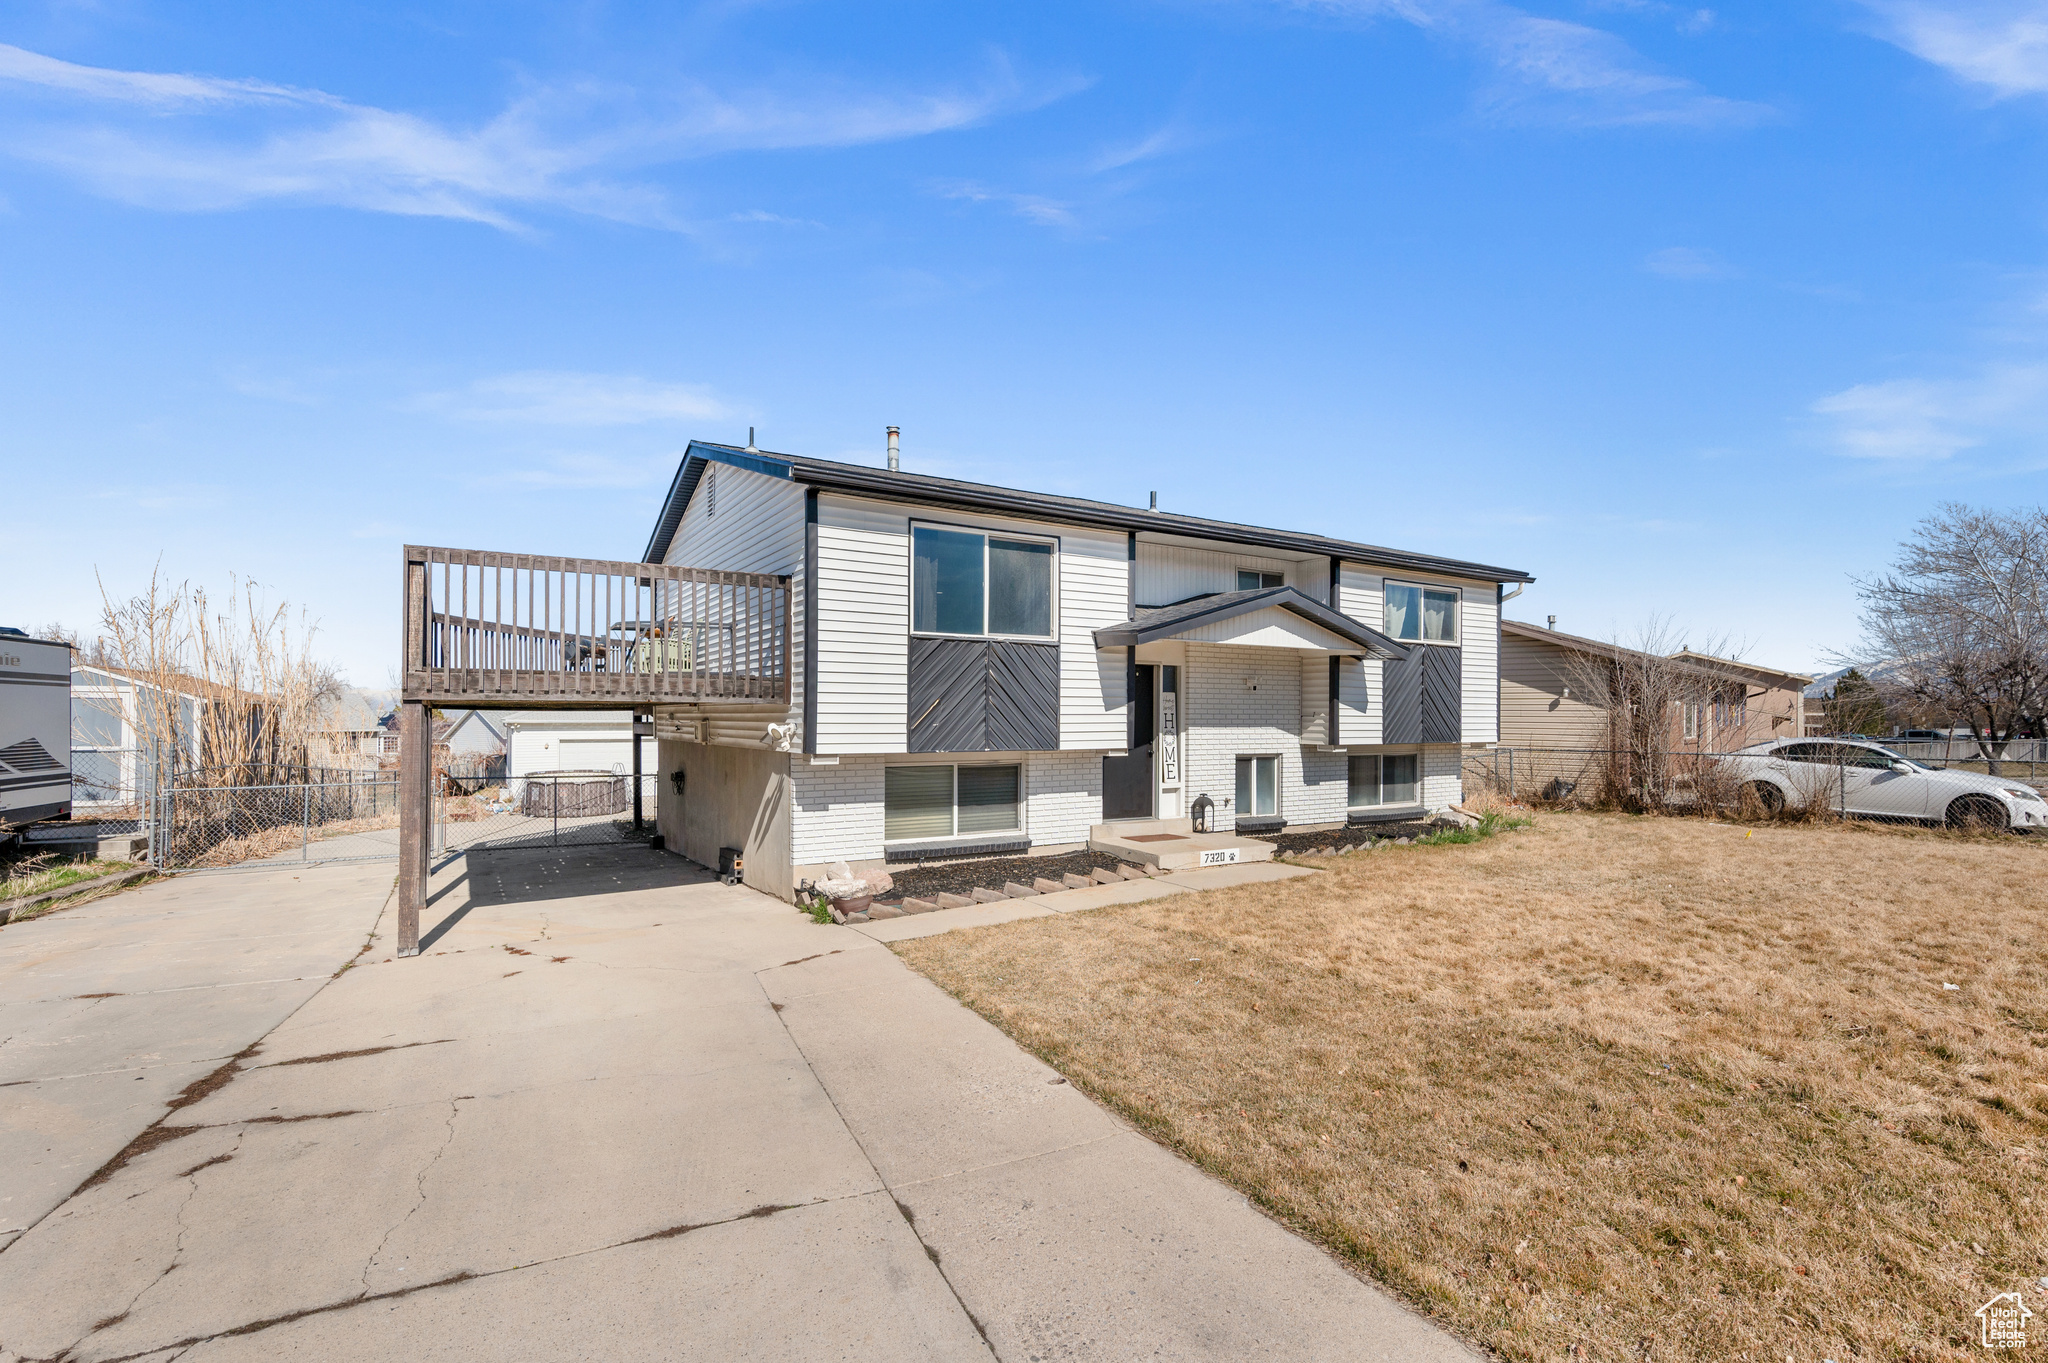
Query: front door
1102 663 1157 820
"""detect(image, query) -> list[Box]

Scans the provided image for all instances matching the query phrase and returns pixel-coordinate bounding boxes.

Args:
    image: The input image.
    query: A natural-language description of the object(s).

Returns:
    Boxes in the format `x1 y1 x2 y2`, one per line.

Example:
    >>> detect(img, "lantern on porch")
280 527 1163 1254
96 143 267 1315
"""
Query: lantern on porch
1191 793 1215 834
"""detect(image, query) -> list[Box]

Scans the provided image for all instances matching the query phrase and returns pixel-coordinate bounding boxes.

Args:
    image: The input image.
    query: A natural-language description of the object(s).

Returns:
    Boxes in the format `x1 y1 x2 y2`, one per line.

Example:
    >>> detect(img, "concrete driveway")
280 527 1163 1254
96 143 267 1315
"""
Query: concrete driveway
0 845 1479 1362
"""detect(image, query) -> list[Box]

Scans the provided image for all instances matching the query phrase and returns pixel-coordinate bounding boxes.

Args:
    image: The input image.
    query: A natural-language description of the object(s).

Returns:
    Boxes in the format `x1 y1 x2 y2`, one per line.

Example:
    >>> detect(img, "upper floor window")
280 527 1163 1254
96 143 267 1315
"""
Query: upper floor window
1384 582 1459 644
1237 570 1283 591
913 526 1055 638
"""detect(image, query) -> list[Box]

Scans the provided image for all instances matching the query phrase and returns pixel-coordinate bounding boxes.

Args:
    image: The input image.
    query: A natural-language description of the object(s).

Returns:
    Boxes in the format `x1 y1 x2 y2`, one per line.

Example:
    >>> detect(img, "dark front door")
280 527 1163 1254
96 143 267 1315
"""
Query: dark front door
1102 663 1156 820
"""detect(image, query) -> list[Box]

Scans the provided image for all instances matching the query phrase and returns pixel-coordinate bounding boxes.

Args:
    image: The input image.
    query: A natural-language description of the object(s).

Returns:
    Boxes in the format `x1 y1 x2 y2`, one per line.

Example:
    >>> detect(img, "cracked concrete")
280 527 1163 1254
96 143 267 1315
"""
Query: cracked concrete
0 843 1478 1362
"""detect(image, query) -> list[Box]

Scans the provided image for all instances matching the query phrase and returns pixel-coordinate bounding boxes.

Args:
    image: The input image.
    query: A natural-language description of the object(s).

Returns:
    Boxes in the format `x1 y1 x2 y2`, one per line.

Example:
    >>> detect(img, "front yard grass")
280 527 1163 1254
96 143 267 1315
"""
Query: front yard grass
895 812 2048 1362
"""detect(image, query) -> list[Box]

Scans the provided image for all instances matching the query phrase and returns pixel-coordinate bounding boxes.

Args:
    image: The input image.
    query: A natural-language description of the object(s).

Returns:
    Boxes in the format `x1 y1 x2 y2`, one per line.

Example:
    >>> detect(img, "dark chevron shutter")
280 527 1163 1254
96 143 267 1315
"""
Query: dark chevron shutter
987 641 1061 750
909 638 1060 753
1383 650 1424 744
1420 646 1463 743
908 639 988 752
1382 645 1463 745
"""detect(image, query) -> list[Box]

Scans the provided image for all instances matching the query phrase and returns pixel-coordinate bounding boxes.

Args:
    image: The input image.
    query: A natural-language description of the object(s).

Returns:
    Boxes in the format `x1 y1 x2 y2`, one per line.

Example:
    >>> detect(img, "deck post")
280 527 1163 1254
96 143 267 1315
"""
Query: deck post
397 699 429 957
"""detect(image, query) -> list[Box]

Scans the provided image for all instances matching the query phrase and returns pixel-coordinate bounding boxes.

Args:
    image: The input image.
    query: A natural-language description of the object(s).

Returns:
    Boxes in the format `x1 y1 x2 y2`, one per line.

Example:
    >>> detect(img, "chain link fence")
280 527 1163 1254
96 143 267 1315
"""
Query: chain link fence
154 770 661 870
1464 744 2046 822
440 773 659 854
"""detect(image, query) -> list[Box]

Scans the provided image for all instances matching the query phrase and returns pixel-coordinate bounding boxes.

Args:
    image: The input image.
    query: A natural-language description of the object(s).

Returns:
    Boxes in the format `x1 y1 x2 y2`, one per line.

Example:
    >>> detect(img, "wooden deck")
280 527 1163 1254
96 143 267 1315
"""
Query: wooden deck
401 545 791 709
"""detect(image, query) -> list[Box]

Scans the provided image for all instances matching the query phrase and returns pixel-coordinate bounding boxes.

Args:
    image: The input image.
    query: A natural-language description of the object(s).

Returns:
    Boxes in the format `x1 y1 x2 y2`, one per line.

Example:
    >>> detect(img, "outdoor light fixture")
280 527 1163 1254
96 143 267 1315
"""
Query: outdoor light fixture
670 770 686 797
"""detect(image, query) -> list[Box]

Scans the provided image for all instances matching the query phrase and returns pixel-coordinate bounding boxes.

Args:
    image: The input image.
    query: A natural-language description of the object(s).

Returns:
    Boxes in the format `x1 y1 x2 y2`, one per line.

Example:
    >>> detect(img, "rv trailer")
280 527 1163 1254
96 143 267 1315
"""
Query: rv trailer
0 628 72 827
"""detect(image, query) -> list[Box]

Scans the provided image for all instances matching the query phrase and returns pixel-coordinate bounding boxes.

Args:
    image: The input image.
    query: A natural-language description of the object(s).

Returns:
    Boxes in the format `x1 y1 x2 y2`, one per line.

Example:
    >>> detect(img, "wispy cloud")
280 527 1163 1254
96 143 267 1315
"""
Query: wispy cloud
1643 245 1740 279
1852 1 2048 97
1089 121 1199 172
1812 361 2048 461
935 181 1075 227
1274 0 1771 127
0 43 1071 229
419 371 729 425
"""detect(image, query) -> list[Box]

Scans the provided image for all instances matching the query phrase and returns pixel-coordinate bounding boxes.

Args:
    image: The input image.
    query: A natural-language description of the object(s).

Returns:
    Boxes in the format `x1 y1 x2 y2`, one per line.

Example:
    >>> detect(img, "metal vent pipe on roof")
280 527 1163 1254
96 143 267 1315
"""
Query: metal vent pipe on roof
887 426 900 472
1149 491 1157 511
1548 615 1557 630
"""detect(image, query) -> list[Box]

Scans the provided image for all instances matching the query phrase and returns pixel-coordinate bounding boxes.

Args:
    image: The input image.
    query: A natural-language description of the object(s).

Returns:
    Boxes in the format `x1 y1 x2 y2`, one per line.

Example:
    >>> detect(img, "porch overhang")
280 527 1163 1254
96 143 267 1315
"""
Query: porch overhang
1092 587 1408 660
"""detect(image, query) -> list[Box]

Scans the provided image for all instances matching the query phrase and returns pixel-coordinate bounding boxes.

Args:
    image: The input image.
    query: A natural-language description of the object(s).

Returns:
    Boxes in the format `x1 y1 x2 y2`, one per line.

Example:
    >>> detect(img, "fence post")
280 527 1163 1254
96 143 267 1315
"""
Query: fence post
397 700 430 957
553 776 560 846
301 782 311 862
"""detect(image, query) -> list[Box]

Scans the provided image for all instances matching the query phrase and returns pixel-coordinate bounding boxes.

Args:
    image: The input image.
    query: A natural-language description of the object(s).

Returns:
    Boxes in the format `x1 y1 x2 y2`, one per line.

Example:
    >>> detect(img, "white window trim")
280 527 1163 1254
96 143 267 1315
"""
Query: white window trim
1347 748 1425 811
1235 753 1282 819
1381 579 1462 646
882 758 1028 844
909 521 1062 643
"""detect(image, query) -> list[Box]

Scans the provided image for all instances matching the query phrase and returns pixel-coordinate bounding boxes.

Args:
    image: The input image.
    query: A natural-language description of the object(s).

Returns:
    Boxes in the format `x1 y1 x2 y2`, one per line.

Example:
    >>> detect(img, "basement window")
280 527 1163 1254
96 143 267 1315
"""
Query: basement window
913 525 1056 639
1234 755 1279 818
884 763 1022 841
1349 752 1419 808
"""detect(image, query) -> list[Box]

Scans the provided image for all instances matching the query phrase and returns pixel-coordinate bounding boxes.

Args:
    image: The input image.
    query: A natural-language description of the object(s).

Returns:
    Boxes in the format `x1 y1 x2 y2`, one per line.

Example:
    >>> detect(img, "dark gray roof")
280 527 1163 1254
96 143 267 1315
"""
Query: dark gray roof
1093 587 1409 658
644 440 1534 584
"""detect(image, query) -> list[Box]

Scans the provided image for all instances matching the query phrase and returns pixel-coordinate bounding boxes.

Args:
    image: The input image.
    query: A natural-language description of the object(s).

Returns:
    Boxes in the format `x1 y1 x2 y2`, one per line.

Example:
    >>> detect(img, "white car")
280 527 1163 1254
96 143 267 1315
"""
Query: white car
1726 738 2048 830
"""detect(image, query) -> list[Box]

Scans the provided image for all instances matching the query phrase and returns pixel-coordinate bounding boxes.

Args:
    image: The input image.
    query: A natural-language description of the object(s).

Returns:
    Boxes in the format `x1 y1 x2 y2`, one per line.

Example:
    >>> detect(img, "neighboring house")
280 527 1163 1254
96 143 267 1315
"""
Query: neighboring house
312 687 397 768
1498 620 1809 751
638 439 1533 895
503 712 654 781
435 709 508 778
69 662 214 809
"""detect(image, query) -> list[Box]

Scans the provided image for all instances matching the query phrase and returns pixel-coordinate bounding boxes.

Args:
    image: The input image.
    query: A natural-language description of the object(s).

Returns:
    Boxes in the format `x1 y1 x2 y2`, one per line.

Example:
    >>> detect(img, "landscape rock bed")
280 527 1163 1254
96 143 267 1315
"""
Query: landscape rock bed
1252 822 1442 857
878 850 1139 905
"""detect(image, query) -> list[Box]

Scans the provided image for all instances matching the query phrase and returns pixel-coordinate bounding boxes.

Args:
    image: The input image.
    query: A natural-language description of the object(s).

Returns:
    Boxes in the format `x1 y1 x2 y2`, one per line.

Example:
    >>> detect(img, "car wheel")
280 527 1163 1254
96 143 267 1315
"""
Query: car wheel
1745 781 1784 816
1946 795 2007 830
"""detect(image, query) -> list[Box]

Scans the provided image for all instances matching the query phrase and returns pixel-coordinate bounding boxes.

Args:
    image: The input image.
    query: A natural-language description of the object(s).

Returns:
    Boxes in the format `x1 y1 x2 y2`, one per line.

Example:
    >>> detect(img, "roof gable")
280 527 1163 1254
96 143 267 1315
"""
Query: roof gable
1094 587 1407 657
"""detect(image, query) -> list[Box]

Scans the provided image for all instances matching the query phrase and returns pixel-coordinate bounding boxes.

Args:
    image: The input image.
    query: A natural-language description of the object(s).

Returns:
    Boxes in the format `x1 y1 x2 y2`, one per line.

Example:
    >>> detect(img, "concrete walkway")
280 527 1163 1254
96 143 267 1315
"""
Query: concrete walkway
0 845 1480 1362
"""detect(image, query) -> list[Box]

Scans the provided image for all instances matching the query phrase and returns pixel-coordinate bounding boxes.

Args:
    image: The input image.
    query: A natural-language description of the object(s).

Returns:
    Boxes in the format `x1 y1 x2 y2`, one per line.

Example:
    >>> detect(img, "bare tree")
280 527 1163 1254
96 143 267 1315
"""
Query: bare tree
95 566 344 789
1561 618 1751 812
1852 504 2048 775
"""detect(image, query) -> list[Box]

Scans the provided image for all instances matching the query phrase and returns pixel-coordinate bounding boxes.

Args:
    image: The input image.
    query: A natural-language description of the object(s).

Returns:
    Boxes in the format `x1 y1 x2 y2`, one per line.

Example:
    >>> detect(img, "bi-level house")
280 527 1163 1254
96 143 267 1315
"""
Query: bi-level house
632 439 1532 898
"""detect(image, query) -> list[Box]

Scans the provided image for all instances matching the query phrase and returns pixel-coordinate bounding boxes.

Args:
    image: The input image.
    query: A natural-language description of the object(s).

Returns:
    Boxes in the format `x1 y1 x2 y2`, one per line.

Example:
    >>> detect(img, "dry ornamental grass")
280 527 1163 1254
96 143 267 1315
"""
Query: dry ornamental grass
897 813 2048 1362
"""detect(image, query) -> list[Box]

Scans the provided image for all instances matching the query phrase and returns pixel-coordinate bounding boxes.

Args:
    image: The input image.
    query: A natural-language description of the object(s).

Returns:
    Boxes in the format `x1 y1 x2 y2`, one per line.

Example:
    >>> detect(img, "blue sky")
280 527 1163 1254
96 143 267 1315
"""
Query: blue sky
6 1 2048 684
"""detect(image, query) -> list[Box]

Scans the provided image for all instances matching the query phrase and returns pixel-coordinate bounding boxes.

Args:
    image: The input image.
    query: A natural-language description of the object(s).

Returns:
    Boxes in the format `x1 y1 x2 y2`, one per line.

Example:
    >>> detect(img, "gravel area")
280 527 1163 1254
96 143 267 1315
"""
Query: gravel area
1251 822 1442 856
879 849 1138 903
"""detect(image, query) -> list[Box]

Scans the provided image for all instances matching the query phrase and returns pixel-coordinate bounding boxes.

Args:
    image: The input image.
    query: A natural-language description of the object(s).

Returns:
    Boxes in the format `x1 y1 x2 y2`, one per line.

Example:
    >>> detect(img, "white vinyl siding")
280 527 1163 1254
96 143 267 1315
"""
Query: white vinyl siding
812 496 1126 755
1336 566 1497 748
1336 566 1383 746
663 460 806 728
1058 526 1130 751
812 496 911 753
1460 584 1499 745
1134 544 1296 605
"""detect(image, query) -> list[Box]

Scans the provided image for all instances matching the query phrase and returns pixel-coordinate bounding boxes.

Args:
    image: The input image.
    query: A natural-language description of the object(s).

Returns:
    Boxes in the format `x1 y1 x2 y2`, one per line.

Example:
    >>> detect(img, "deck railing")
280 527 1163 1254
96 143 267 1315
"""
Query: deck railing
401 546 790 706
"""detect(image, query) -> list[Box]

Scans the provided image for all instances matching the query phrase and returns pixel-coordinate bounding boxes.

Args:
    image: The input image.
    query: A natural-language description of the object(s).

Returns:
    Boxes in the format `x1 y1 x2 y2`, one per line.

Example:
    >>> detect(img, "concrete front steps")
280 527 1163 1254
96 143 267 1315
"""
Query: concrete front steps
1087 817 1275 872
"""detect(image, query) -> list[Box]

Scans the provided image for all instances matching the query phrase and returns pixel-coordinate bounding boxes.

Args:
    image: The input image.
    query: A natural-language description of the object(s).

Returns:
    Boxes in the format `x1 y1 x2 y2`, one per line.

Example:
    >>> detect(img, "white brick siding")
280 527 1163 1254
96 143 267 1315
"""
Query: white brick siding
1423 743 1464 811
790 749 1103 867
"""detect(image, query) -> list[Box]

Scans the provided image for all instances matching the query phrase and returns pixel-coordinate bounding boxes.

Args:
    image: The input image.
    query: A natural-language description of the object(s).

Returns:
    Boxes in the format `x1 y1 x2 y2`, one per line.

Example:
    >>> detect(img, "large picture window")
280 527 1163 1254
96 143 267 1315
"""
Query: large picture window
1349 752 1419 808
884 763 1022 841
1384 582 1459 643
913 526 1054 638
1235 755 1279 817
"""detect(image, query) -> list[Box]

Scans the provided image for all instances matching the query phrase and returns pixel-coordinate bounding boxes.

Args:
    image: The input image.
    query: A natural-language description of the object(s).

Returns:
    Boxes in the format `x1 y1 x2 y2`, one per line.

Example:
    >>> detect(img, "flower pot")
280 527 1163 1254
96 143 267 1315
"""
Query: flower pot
831 895 872 916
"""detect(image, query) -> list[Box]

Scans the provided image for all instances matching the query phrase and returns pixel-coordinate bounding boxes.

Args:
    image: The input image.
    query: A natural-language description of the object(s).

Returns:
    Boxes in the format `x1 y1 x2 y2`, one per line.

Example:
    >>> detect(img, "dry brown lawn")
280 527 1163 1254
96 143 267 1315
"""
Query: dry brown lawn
895 813 2048 1362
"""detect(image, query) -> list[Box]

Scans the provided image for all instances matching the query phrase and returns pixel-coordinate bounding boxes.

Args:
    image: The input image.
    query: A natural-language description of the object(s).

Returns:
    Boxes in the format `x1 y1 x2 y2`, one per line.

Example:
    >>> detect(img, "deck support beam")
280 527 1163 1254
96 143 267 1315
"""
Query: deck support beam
397 699 429 956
